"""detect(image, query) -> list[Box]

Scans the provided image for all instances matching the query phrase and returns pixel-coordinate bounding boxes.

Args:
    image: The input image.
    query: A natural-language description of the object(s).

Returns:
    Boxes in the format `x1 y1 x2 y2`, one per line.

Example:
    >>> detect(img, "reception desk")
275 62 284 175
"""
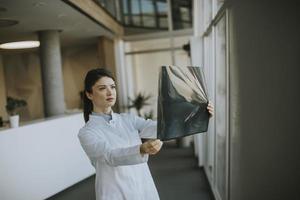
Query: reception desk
0 113 95 200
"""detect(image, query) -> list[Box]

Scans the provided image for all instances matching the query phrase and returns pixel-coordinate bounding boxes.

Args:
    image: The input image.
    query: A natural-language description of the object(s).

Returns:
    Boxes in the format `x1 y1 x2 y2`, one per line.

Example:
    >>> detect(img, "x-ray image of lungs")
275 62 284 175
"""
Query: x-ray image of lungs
157 66 210 141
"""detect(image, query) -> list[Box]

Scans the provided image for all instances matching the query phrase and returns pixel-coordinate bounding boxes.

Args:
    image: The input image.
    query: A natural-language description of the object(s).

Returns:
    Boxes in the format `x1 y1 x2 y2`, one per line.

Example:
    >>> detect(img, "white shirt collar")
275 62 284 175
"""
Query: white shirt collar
89 110 117 125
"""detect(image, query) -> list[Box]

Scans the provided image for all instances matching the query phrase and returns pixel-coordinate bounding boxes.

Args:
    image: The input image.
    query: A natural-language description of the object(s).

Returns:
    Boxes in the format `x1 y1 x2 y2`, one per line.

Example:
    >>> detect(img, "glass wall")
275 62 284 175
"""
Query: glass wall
121 0 168 30
93 0 193 34
203 29 215 183
194 0 229 200
171 0 193 30
119 0 192 32
95 0 118 18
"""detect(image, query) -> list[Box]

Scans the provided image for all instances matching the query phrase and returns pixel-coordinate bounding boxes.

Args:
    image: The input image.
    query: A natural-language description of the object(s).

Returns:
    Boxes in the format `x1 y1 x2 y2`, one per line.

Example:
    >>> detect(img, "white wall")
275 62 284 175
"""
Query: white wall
124 36 191 118
192 0 221 198
0 114 95 200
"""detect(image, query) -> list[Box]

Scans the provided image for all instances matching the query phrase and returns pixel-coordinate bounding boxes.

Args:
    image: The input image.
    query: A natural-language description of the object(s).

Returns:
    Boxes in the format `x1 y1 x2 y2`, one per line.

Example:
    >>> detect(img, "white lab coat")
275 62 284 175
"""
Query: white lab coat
78 112 160 200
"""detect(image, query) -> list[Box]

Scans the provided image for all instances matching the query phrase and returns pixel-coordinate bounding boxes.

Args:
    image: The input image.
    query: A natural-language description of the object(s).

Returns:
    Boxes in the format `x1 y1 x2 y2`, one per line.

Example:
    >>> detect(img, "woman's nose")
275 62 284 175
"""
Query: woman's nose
106 88 112 95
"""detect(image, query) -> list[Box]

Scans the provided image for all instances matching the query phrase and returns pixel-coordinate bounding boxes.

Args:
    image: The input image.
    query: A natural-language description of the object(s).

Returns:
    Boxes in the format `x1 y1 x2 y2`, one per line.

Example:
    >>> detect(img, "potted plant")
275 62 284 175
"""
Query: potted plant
6 96 27 128
143 110 154 120
128 92 152 117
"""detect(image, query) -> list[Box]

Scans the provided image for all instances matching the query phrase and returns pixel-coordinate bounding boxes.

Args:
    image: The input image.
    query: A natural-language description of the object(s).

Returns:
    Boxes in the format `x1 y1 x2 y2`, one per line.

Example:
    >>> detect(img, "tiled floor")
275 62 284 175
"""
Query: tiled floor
149 141 215 200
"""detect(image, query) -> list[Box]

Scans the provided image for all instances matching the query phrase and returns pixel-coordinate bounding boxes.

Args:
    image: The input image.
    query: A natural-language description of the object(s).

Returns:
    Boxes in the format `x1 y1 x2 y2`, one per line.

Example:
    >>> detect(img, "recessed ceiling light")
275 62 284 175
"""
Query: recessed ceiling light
0 41 40 49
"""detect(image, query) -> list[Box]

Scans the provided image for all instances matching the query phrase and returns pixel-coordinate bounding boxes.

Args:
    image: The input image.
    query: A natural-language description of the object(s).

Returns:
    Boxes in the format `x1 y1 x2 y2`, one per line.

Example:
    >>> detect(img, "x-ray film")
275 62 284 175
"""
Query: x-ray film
157 66 210 141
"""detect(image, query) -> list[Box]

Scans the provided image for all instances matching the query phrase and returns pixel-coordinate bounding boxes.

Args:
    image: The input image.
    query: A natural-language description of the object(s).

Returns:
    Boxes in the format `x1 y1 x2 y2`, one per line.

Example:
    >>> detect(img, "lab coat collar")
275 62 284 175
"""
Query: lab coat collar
111 110 117 122
89 110 117 125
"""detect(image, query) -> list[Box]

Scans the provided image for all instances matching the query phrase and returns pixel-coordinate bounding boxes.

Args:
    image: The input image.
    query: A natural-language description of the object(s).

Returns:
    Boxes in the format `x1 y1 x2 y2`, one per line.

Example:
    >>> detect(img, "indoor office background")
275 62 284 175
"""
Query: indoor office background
0 0 299 200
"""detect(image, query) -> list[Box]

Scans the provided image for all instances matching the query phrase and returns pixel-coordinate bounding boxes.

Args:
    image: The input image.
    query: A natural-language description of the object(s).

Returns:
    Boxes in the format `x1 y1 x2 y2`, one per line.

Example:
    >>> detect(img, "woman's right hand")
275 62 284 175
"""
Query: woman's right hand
140 139 163 155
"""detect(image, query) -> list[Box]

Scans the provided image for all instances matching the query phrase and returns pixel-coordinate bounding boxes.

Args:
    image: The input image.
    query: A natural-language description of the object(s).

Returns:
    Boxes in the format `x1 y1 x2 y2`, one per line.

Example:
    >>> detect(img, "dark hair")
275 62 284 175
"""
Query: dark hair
83 68 115 123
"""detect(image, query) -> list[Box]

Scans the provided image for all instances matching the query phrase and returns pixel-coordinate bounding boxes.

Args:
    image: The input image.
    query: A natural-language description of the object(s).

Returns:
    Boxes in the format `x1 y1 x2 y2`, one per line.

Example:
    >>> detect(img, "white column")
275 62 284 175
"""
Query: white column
114 38 132 112
190 0 206 165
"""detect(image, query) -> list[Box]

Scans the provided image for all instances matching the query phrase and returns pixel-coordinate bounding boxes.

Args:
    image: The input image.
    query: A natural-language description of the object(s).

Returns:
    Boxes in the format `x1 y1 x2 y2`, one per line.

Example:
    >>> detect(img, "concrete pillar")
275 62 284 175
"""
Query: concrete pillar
38 30 65 117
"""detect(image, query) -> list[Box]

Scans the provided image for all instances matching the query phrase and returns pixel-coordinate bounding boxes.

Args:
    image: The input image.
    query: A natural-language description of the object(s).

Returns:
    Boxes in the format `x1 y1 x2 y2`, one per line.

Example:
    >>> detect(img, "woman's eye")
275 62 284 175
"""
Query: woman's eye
111 86 116 89
99 88 105 90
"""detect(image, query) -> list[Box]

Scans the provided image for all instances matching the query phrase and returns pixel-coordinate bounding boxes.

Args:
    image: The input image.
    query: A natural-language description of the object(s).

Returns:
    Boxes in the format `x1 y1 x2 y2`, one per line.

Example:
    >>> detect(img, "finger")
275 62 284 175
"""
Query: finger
150 143 160 150
150 145 161 152
148 139 159 146
152 141 163 148
144 143 155 152
151 143 163 152
149 148 159 155
152 146 161 153
146 147 156 154
155 140 162 145
146 140 162 152
207 108 214 111
149 140 161 147
149 151 157 155
207 104 214 109
144 142 152 149
146 148 155 154
147 145 160 153
207 106 214 110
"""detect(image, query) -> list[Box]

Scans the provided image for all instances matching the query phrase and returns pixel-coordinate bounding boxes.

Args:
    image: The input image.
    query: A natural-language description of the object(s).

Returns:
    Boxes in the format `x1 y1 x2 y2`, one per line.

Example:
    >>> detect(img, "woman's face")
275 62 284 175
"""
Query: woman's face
86 76 117 110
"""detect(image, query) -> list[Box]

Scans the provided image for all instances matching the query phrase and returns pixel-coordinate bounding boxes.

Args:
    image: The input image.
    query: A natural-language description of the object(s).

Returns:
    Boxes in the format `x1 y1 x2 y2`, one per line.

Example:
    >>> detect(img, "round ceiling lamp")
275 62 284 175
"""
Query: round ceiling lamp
0 41 40 49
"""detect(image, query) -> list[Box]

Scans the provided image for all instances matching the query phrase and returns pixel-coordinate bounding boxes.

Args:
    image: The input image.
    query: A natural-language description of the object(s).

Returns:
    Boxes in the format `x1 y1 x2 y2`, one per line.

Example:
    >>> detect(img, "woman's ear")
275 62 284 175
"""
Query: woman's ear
85 91 93 101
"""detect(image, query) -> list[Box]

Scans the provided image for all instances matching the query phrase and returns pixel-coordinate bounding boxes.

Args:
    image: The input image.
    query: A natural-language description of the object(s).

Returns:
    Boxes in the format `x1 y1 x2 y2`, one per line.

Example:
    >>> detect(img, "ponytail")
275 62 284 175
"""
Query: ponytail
83 93 93 123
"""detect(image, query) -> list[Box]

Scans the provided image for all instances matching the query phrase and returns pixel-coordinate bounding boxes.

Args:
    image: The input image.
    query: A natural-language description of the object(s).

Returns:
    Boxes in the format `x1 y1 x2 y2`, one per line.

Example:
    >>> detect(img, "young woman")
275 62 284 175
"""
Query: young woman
78 68 214 200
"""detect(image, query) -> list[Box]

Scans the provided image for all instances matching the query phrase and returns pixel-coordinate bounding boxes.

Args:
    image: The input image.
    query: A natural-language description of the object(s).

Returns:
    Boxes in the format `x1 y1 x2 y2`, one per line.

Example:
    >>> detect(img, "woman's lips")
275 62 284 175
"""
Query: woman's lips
106 98 114 101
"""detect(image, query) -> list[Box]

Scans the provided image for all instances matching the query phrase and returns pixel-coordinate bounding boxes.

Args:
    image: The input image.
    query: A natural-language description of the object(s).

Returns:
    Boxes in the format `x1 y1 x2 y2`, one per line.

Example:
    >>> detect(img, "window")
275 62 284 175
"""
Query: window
171 0 193 30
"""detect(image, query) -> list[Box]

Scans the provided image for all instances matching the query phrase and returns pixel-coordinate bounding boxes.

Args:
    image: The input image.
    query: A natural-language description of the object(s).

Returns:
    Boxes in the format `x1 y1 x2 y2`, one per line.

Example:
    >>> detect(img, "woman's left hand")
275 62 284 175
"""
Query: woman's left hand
207 101 214 118
140 139 163 155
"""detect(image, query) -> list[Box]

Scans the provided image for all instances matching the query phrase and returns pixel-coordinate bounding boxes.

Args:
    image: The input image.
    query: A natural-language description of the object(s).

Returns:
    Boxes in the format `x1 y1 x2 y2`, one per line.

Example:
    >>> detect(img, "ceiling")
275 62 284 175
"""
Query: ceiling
0 0 114 52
